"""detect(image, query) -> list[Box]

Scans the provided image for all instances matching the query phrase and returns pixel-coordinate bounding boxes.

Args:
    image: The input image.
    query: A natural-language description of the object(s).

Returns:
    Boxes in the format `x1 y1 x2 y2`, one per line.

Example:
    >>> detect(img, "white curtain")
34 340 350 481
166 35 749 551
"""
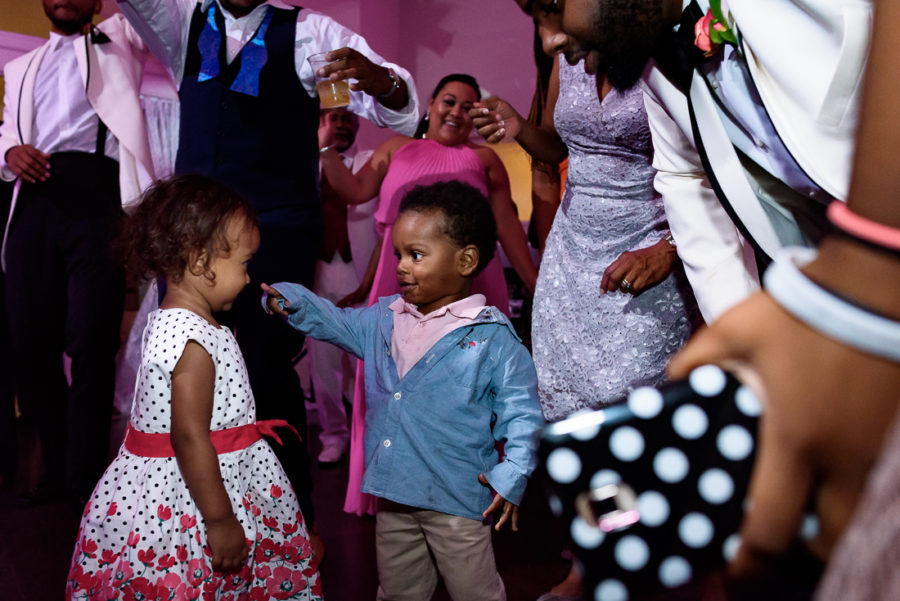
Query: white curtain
140 95 180 179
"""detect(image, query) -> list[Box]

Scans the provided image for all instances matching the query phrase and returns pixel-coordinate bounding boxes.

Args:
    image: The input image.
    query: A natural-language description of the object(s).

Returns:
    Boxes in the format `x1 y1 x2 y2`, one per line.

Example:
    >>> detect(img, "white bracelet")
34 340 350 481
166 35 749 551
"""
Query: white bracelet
764 247 900 362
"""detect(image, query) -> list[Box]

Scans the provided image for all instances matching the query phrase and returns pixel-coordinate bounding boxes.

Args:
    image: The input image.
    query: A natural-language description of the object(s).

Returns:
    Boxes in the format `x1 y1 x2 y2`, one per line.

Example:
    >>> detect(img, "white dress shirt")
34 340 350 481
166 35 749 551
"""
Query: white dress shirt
31 32 118 160
117 0 420 135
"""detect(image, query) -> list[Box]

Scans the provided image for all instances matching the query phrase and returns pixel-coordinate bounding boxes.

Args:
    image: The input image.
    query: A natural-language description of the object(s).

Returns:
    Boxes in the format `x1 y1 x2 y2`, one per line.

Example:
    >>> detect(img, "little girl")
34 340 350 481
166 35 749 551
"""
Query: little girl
66 175 321 601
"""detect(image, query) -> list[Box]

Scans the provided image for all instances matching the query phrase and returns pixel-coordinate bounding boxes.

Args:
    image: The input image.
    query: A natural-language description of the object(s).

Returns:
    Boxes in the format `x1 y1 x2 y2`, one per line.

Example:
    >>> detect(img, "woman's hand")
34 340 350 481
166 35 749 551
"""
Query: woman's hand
261 283 290 316
470 98 523 144
206 514 249 573
600 239 677 295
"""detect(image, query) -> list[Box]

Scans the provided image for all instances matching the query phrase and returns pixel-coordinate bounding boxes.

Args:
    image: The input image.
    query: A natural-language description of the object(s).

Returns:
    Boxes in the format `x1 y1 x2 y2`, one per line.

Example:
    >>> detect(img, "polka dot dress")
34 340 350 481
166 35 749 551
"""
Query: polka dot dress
66 309 322 600
539 366 760 601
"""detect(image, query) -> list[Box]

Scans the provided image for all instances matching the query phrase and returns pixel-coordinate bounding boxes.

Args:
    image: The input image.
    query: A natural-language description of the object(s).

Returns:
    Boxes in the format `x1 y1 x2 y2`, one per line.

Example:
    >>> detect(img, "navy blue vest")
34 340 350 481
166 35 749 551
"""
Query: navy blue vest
176 4 320 219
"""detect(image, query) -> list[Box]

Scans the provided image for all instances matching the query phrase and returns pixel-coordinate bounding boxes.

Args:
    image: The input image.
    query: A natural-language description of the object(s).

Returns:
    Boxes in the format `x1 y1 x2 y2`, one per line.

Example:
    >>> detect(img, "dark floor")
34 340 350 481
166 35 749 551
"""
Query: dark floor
0 405 569 601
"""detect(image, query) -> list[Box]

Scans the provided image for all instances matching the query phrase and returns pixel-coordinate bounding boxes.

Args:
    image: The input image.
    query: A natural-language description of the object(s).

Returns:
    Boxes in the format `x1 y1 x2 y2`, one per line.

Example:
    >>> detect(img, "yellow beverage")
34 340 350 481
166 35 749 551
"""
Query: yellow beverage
318 79 351 108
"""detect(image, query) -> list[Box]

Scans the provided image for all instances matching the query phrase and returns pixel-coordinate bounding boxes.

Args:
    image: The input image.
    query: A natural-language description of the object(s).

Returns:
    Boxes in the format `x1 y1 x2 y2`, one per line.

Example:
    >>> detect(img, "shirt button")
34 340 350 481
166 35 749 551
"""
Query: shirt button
383 439 391 448
393 392 402 400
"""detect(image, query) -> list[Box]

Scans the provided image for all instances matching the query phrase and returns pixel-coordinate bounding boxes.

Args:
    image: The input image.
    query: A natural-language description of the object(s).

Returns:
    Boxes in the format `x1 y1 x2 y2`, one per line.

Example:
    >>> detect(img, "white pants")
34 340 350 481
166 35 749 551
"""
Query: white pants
309 255 359 449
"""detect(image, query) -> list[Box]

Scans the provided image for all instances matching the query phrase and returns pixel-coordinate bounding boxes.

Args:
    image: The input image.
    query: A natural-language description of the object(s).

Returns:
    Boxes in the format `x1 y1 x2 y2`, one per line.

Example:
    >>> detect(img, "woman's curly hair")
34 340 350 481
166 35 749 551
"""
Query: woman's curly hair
120 174 257 284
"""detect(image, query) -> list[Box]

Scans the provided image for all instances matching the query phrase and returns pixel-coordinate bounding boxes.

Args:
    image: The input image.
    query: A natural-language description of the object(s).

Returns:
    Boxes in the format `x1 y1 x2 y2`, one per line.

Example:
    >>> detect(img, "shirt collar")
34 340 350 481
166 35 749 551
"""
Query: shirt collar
48 31 80 51
202 0 292 19
388 294 487 321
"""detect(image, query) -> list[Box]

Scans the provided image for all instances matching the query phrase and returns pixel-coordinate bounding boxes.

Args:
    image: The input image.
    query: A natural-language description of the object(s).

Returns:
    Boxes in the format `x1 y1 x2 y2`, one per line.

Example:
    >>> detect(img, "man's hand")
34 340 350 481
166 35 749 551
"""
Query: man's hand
470 98 522 144
319 48 398 99
261 283 290 317
478 473 519 531
5 145 51 183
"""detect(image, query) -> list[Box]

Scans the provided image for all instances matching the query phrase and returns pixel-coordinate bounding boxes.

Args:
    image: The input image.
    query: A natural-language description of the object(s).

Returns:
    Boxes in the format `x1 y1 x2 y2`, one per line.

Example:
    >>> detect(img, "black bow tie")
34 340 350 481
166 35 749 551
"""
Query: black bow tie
90 25 111 45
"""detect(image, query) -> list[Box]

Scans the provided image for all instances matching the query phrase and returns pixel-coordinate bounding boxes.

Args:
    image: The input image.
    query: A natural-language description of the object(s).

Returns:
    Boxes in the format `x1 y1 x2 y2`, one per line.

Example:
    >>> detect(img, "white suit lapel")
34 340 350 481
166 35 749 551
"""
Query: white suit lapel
689 70 783 258
15 43 51 146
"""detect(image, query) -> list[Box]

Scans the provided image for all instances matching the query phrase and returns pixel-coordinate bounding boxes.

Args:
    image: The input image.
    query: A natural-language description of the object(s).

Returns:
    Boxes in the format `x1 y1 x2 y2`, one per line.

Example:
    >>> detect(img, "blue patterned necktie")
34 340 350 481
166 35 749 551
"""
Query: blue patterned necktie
197 3 273 97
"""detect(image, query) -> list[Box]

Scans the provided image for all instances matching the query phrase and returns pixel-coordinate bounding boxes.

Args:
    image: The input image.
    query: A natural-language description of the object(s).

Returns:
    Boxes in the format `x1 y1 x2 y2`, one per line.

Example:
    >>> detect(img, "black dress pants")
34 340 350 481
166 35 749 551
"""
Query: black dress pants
4 153 124 501
0 178 16 485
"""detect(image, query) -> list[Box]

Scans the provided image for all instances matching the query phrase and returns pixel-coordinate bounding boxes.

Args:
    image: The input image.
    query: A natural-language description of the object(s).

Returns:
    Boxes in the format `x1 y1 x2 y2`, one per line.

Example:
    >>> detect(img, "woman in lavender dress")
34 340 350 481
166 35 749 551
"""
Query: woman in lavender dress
473 53 698 598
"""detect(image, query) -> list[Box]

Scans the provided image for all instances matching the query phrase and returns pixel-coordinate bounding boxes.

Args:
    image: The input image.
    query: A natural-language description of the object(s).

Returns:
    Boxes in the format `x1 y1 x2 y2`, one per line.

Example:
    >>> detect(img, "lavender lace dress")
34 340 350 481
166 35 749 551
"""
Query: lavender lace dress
532 56 697 422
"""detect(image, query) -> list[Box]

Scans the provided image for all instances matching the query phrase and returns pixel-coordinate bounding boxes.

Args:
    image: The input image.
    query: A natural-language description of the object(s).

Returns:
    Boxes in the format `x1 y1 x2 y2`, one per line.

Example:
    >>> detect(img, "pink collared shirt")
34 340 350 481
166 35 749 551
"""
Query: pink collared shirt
389 294 487 379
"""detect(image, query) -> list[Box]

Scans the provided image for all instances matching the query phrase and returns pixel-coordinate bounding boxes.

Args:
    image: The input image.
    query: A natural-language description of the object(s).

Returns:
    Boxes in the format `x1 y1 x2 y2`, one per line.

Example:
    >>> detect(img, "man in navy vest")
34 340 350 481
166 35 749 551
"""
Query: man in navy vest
117 0 420 532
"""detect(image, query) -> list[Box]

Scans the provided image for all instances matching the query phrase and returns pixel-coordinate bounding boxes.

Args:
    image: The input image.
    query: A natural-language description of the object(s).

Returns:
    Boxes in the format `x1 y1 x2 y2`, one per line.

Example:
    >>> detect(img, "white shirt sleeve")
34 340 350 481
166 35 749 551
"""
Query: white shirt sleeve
295 10 420 136
641 65 760 323
116 0 195 83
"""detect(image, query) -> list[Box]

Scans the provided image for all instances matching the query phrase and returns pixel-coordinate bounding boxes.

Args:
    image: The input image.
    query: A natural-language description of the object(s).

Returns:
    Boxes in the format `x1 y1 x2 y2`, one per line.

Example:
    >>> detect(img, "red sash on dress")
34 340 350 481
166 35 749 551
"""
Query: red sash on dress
123 419 299 457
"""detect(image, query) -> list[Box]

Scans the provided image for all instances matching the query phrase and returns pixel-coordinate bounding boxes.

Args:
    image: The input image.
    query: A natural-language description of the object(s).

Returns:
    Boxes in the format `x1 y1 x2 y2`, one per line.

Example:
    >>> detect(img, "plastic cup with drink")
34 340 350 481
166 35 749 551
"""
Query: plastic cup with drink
308 52 351 108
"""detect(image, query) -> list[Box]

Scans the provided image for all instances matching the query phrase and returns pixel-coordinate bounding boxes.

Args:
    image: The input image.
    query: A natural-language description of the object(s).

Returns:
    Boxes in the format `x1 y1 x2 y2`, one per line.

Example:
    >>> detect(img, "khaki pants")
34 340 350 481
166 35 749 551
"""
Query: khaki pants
375 501 506 601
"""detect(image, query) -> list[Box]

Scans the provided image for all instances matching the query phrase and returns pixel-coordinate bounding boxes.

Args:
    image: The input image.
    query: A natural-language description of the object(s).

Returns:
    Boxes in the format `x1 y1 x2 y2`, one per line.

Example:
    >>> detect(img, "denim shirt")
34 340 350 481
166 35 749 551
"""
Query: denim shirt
266 283 545 521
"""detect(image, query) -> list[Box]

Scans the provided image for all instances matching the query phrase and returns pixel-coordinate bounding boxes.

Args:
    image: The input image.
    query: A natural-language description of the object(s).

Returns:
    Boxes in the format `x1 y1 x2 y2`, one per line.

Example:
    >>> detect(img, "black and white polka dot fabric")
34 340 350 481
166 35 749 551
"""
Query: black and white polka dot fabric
66 309 322 600
540 365 760 601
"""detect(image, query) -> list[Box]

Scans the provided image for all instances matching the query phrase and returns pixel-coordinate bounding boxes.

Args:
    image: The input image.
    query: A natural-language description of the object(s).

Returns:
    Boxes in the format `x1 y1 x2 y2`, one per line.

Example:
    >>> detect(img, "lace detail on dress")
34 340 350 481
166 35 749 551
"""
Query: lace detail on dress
532 55 698 422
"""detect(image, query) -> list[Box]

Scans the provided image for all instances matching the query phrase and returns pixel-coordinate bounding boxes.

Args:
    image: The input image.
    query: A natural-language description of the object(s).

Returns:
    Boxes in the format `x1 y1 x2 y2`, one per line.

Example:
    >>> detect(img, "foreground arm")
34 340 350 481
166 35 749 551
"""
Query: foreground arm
171 341 247 573
319 136 405 206
669 0 900 583
481 338 545 530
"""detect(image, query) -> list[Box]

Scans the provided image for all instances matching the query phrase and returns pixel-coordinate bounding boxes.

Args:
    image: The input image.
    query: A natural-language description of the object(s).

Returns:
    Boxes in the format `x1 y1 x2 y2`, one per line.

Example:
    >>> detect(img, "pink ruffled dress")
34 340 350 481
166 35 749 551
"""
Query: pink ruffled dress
344 138 510 515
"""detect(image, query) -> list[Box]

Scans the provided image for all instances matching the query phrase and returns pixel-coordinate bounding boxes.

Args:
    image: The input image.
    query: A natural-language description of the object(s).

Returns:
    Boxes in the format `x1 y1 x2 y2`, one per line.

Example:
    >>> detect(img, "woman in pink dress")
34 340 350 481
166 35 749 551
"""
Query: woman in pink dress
319 73 538 515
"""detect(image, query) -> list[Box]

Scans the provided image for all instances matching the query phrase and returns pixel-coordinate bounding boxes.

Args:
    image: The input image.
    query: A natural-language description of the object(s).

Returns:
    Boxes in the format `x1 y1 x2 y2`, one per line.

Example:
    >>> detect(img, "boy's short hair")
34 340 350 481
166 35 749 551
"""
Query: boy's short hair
398 180 497 276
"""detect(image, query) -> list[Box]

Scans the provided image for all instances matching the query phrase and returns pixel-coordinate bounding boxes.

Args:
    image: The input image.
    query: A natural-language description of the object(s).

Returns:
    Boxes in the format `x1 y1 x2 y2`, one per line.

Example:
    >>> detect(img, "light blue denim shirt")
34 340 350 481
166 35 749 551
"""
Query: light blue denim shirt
265 283 545 521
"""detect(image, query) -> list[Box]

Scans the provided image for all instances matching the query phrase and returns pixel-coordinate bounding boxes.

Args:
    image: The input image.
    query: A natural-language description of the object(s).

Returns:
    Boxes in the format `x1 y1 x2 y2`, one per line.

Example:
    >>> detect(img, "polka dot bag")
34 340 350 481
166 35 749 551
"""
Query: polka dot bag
539 365 761 601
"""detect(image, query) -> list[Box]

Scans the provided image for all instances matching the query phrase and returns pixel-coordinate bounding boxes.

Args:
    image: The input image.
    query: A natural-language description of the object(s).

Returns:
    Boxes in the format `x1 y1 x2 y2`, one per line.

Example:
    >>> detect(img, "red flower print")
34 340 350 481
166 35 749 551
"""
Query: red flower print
176 545 189 562
242 496 251 511
186 558 211 587
253 538 282 564
100 548 120 566
296 536 312 561
262 516 280 532
248 587 268 601
253 565 270 580
195 529 202 545
157 554 176 571
83 501 92 518
127 532 141 547
265 566 306 600
81 537 98 559
121 576 154 601
223 565 251 592
174 582 201 601
157 504 172 521
280 541 300 565
108 502 118 516
269 485 282 499
154 572 181 600
137 548 157 566
282 522 298 536
112 561 134 587
311 578 323 598
251 505 261 517
74 565 95 593
181 515 197 531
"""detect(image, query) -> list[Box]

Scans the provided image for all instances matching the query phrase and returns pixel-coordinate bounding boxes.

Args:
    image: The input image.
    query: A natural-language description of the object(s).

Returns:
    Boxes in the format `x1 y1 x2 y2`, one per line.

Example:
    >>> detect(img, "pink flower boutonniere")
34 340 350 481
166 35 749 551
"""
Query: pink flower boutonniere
694 0 737 57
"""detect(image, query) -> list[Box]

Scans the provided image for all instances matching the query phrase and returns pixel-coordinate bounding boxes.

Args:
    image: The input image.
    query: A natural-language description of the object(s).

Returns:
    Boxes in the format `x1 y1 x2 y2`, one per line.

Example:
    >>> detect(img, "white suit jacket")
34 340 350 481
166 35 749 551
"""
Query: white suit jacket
344 148 378 283
0 14 156 223
642 0 871 322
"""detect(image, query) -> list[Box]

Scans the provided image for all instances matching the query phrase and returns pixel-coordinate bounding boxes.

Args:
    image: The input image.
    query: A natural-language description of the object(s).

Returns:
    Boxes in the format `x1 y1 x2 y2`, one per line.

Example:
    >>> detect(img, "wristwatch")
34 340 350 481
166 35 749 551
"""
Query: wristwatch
378 67 401 99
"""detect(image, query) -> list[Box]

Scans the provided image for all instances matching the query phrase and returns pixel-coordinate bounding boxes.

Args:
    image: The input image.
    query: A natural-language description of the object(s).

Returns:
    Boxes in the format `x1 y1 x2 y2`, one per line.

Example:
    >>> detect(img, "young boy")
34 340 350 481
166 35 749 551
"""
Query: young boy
262 180 545 601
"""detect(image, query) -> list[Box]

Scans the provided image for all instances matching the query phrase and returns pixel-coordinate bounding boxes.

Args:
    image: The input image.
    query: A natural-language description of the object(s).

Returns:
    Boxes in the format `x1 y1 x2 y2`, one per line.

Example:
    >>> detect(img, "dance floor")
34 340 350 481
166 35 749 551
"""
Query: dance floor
0 404 569 601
